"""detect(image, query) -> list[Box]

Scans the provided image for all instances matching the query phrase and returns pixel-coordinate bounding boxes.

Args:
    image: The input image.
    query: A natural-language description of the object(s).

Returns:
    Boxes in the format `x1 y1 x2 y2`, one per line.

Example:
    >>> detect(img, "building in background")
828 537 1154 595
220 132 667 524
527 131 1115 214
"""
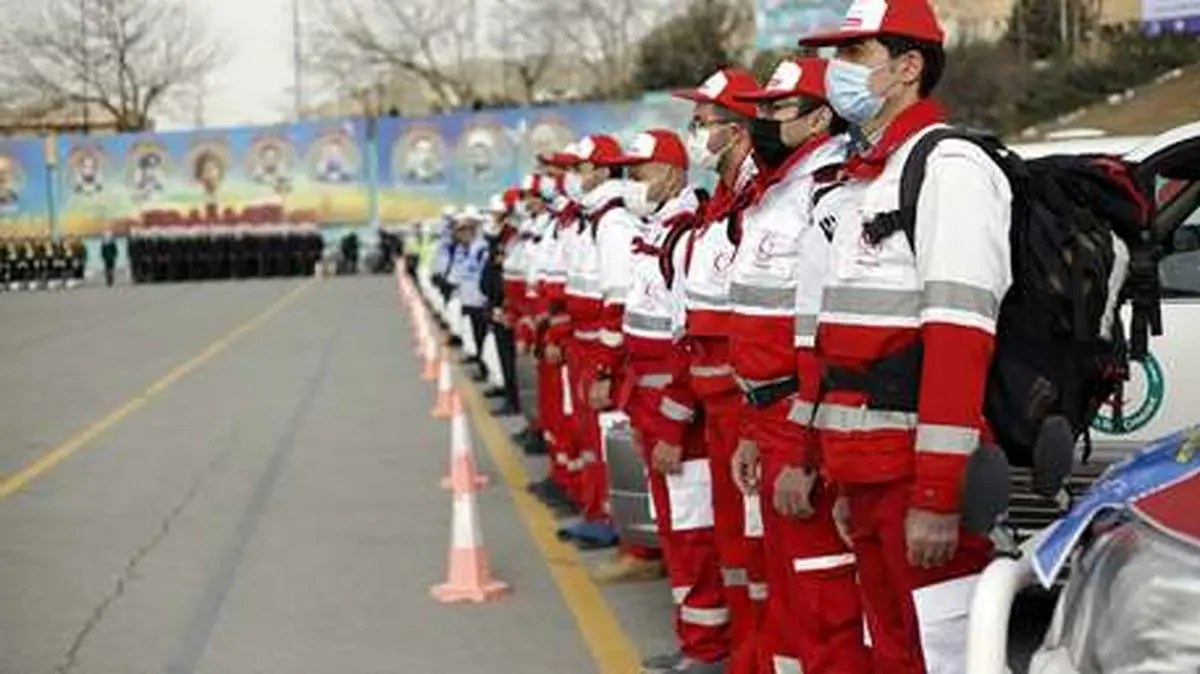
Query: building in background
0 101 127 137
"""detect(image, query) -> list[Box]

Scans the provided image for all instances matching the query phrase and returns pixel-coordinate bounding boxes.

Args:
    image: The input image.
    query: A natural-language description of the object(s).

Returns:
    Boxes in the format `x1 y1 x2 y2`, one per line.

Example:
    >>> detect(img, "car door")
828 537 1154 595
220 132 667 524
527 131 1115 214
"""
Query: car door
1088 121 1200 460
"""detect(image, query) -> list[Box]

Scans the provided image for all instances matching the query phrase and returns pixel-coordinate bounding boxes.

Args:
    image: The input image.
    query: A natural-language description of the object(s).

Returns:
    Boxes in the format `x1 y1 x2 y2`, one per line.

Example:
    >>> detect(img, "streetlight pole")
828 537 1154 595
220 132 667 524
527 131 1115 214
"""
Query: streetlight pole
292 0 304 120
80 0 90 134
366 82 382 232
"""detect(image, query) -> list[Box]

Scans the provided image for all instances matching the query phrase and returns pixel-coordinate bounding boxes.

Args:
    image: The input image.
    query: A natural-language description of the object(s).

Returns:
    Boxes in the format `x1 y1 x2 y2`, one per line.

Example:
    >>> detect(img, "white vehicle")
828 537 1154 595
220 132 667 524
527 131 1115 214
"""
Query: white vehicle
971 122 1200 674
1001 124 1200 540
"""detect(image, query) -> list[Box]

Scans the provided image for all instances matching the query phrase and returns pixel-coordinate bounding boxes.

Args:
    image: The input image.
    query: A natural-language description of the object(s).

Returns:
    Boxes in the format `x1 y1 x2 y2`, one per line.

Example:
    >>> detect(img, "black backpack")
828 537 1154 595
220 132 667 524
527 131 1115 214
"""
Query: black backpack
864 128 1161 491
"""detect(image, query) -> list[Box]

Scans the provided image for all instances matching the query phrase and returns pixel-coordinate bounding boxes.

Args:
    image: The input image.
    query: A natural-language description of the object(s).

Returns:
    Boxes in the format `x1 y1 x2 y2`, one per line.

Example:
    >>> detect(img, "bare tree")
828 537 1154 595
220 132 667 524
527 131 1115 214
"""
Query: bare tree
0 0 222 131
306 0 481 112
553 0 667 98
488 0 560 103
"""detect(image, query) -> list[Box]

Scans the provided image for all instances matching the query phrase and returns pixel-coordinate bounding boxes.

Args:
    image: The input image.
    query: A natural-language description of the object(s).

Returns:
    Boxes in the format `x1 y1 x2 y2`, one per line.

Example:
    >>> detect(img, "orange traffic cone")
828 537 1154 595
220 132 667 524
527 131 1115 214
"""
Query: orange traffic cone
440 393 489 491
430 477 509 603
430 351 455 418
421 332 439 382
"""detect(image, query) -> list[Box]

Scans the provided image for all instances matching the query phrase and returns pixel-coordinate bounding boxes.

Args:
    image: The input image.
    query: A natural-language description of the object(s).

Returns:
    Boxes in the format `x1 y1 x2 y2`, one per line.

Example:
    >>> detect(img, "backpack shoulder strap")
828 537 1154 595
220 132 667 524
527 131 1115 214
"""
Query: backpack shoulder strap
869 127 1010 252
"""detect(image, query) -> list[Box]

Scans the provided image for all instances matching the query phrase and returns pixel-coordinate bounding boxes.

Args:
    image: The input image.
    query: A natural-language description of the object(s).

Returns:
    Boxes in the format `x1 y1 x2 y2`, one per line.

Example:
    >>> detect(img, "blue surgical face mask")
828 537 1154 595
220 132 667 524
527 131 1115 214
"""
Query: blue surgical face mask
564 172 585 202
825 58 887 128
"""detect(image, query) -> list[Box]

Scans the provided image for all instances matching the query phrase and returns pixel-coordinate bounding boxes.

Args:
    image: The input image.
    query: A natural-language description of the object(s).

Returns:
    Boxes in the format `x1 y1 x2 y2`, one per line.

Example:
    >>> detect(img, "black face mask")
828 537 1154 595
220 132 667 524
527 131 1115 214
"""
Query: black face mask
749 117 793 170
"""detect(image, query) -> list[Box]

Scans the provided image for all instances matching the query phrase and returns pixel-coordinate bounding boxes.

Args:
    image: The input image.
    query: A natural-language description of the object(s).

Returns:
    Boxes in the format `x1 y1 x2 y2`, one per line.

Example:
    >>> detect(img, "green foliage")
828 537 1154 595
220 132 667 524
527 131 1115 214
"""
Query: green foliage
939 28 1200 134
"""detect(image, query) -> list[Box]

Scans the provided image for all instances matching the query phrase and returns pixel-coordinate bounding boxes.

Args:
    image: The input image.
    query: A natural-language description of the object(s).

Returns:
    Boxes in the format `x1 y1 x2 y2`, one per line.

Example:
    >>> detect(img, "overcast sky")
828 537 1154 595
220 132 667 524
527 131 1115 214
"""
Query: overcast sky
159 0 295 131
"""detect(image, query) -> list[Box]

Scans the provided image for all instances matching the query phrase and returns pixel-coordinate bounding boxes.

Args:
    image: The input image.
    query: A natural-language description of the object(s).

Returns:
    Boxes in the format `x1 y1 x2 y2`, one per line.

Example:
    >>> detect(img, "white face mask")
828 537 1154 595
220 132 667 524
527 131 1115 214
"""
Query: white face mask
564 172 585 201
624 181 656 218
687 127 724 172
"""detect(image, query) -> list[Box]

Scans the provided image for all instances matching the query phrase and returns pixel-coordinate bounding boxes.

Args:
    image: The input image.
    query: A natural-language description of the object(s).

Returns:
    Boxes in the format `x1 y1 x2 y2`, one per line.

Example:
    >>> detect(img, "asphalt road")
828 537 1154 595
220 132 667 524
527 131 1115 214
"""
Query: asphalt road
0 278 593 674
0 276 1054 674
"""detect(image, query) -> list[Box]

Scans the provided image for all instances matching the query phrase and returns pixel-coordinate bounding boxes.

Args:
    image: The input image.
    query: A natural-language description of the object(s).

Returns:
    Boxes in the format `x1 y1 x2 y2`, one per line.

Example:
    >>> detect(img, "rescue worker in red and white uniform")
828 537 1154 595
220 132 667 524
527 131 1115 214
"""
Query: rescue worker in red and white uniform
659 68 766 674
596 129 733 671
522 171 580 514
553 134 634 549
726 58 871 674
502 183 540 437
793 2 1013 672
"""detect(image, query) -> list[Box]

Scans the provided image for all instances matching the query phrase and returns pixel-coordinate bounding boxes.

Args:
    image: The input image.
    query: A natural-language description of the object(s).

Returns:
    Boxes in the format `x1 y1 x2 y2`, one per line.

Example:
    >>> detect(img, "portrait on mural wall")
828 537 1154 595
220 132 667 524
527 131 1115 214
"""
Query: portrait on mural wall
127 141 171 203
456 123 506 181
188 141 231 207
527 117 575 163
68 146 106 197
394 125 447 185
308 127 360 184
247 133 294 195
0 154 21 213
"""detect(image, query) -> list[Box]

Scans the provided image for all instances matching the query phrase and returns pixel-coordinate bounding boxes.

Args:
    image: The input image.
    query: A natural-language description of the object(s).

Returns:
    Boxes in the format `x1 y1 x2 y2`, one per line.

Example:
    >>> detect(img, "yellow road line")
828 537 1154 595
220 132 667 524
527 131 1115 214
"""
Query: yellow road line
0 282 313 501
457 373 642 674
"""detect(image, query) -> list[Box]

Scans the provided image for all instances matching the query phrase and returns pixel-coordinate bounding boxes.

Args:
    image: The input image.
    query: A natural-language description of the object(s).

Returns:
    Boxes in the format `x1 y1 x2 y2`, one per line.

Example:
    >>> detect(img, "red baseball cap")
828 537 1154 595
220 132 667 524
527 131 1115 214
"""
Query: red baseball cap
539 141 584 168
602 130 688 170
672 68 760 118
502 187 522 211
798 0 945 47
736 58 830 103
572 134 624 166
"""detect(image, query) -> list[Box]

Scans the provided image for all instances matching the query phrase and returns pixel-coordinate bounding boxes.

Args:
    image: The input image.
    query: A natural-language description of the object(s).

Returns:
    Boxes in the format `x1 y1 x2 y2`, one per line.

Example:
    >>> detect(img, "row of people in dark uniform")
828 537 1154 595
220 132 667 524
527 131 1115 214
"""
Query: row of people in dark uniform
127 225 325 283
1 238 87 290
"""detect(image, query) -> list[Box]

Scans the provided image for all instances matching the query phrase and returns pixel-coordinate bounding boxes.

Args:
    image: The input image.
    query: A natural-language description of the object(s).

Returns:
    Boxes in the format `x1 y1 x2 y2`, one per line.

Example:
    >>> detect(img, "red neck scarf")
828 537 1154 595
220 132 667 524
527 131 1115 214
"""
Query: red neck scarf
556 202 581 230
752 132 832 199
841 99 946 181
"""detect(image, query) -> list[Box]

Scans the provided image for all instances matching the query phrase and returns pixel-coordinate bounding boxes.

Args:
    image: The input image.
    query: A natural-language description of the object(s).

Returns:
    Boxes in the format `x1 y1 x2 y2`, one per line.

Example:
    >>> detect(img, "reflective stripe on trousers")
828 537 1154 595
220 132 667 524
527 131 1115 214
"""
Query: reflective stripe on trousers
680 605 730 627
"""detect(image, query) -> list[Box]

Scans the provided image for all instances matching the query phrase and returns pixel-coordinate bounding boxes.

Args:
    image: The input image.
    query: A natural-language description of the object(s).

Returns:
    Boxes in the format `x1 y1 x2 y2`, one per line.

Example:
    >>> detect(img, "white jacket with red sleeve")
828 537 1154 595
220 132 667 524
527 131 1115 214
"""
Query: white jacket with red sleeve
802 122 1012 514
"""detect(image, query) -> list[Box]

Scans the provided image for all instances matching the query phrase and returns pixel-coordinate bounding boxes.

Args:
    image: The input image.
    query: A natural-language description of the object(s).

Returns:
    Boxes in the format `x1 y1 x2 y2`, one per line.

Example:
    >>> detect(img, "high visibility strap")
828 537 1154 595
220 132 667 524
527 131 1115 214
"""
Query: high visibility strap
720 567 748 587
916 423 980 457
730 282 794 311
822 286 920 319
690 364 733 379
686 289 729 310
625 311 674 333
811 403 917 433
794 314 817 348
793 552 857 573
637 373 673 389
671 586 691 605
680 606 729 627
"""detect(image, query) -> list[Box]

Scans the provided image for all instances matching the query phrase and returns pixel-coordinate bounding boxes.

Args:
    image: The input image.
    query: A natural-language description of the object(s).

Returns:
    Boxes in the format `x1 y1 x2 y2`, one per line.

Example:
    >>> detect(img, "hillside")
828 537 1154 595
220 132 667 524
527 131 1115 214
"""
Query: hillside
1032 64 1200 138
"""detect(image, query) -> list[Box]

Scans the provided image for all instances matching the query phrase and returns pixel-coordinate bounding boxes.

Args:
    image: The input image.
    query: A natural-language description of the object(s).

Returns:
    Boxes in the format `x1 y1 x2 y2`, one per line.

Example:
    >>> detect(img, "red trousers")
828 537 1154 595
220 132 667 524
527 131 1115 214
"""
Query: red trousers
629 392 729 663
704 395 766 671
536 355 576 497
843 480 991 674
565 340 607 522
752 402 870 674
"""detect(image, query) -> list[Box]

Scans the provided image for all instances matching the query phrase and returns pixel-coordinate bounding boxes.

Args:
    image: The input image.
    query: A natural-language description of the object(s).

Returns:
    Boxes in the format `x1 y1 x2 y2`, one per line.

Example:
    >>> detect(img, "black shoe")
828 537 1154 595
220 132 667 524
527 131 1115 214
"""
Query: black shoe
511 427 536 444
521 435 549 456
494 402 521 417
472 370 489 383
549 498 580 518
484 387 506 399
526 478 556 498
447 336 463 348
